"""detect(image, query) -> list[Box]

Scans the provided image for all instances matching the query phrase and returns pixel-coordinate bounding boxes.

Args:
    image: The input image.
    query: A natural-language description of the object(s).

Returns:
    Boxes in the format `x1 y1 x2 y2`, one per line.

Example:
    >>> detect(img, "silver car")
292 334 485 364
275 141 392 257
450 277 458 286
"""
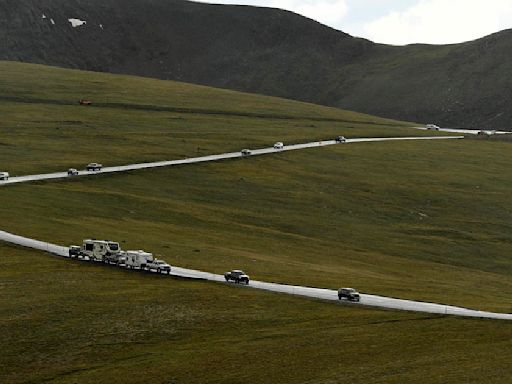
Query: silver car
86 163 102 171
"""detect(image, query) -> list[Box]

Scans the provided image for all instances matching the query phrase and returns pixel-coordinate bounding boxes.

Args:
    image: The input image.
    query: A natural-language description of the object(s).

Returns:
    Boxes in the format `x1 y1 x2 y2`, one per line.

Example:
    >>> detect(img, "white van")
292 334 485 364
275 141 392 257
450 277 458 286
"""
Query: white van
0 172 9 181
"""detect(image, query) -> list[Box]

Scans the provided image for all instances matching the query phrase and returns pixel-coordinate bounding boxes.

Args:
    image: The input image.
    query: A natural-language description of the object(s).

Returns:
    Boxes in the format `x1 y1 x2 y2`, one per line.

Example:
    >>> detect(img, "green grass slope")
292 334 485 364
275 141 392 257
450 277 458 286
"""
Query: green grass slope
1 62 511 383
0 61 415 175
1 245 511 384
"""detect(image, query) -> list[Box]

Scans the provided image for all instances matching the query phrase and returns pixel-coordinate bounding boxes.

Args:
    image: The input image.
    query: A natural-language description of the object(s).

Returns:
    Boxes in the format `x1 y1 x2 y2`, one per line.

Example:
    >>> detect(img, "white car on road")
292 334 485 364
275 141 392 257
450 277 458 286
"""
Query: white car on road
0 172 9 181
274 142 284 150
426 124 440 130
86 163 103 171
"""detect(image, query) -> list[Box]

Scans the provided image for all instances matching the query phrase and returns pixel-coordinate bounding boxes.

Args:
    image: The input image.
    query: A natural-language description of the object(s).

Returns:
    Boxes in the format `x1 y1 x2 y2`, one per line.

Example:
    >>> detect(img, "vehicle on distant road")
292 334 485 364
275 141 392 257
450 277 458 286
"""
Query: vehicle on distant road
274 142 284 150
426 124 440 130
338 288 360 302
79 99 92 106
146 259 172 274
68 245 81 257
0 172 9 181
335 136 347 143
224 270 250 284
86 163 102 171
67 168 79 176
478 130 496 136
241 149 252 156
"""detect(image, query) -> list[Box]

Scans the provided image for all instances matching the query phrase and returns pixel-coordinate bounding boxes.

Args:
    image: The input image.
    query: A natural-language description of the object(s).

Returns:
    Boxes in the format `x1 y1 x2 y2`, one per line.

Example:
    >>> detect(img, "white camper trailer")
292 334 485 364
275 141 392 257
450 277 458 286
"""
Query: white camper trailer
80 239 122 262
125 250 154 270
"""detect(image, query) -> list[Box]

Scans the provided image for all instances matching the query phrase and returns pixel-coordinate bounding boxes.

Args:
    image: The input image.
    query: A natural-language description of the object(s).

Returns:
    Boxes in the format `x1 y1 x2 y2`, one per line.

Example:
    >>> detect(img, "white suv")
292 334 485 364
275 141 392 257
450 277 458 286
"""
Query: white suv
0 172 9 181
274 142 284 150
146 259 172 274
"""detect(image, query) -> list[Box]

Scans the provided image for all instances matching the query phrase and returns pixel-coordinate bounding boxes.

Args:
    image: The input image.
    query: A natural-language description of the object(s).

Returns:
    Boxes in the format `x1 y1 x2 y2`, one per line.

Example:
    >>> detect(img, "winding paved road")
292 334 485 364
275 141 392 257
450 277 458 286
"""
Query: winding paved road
1 136 463 186
1 229 510 320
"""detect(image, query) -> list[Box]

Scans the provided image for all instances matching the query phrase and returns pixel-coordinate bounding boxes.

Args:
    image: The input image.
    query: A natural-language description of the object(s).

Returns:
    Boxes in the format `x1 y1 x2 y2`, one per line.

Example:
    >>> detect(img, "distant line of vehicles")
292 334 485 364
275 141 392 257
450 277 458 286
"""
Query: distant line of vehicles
68 239 172 273
2 138 350 182
426 123 499 136
241 136 346 157
66 239 360 302
0 163 103 181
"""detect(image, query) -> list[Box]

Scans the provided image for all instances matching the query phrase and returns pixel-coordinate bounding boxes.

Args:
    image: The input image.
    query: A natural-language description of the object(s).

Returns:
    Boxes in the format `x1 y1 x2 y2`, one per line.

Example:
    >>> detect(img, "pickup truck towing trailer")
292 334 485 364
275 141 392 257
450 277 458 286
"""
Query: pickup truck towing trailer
78 239 122 263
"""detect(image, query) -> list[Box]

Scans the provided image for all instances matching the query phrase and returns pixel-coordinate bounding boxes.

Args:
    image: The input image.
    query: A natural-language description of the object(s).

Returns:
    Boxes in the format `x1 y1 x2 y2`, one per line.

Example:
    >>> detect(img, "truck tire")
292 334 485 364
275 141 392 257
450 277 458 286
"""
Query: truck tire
157 268 161 273
225 276 229 282
245 280 249 285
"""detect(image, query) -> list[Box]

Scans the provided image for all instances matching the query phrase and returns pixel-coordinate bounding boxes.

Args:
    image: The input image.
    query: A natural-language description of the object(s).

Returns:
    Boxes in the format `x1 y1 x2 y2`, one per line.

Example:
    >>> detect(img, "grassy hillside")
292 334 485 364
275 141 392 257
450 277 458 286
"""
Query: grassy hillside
1 62 511 383
2 137 512 312
2 245 511 384
0 61 416 175
2 0 512 129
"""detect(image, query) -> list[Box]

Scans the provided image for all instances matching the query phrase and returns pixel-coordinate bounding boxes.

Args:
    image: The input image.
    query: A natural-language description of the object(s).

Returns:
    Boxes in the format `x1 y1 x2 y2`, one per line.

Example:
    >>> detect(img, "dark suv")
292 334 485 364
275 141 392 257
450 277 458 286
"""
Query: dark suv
224 270 250 284
338 288 360 302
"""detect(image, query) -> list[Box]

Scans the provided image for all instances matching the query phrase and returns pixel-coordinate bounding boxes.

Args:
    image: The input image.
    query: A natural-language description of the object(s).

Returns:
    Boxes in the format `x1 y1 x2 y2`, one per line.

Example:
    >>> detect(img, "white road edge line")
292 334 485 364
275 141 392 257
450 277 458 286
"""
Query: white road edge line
1 229 510 321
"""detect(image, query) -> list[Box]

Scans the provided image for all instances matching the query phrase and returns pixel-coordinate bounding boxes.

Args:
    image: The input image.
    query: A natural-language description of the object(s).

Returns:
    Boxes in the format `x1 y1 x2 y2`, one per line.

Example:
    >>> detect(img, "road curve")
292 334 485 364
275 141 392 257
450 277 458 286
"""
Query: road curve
414 127 512 135
1 229 510 320
0 136 464 187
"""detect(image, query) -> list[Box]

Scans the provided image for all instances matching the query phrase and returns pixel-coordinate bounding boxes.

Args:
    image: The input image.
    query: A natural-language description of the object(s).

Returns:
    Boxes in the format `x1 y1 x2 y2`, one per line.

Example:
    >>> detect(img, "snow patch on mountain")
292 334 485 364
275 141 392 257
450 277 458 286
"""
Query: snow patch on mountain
68 18 86 28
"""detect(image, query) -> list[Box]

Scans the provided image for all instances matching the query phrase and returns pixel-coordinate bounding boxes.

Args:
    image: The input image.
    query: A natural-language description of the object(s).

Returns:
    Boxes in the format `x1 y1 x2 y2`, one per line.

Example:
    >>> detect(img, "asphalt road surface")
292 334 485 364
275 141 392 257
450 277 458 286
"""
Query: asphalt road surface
0 136 464 187
415 127 512 135
1 229 510 320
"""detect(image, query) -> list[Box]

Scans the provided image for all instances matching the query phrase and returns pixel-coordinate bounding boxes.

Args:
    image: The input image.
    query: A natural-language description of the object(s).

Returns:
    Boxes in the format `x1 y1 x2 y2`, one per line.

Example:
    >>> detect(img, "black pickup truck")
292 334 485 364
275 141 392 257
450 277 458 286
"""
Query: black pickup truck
338 288 360 302
224 270 250 284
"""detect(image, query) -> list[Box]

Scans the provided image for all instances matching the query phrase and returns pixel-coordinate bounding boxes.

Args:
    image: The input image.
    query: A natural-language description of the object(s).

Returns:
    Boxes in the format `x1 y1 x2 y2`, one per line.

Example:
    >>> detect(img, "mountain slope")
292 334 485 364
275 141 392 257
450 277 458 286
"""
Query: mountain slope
2 0 512 129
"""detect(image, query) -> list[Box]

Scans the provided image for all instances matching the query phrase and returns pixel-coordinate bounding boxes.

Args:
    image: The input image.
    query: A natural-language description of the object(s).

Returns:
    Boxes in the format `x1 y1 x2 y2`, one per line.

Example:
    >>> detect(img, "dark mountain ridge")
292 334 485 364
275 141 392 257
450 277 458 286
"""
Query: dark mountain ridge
2 0 512 129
